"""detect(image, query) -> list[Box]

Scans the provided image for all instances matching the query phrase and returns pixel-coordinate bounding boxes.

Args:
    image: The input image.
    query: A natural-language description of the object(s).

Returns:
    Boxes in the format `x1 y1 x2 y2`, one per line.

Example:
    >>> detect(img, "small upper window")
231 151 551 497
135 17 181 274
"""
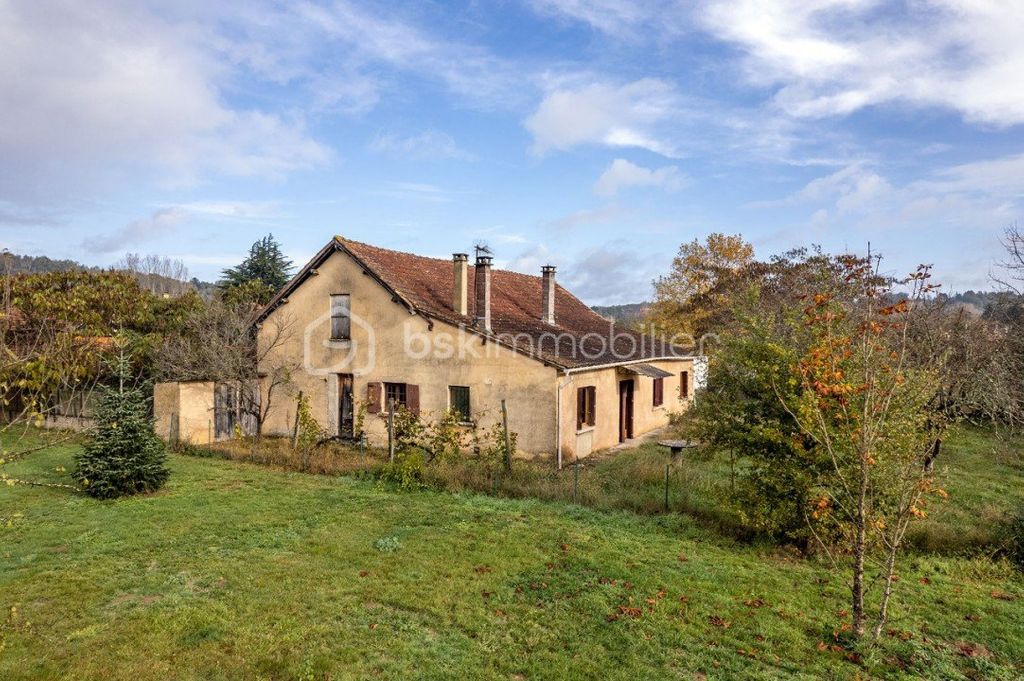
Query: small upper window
449 386 471 422
653 377 664 407
680 371 689 399
330 294 351 340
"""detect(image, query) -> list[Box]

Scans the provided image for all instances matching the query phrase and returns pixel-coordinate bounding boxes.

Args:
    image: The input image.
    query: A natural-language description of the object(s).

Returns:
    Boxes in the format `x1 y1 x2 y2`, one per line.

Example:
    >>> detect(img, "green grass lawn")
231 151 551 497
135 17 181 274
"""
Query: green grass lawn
2 432 1023 680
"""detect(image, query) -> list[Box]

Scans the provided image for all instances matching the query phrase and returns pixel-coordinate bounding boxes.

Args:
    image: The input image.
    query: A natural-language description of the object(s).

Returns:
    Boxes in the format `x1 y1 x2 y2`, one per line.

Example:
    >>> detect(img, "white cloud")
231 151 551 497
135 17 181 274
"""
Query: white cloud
766 153 1024 237
548 204 626 230
594 159 687 197
83 207 190 254
564 242 657 304
700 0 1024 126
524 79 681 156
529 0 661 35
0 1 331 207
369 131 474 161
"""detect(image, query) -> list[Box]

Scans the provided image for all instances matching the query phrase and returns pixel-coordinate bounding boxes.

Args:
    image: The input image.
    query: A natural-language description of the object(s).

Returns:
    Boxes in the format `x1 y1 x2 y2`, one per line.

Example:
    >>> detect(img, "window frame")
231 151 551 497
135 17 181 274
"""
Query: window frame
576 386 596 431
330 293 352 341
653 377 665 407
384 382 407 409
680 371 689 399
449 385 471 423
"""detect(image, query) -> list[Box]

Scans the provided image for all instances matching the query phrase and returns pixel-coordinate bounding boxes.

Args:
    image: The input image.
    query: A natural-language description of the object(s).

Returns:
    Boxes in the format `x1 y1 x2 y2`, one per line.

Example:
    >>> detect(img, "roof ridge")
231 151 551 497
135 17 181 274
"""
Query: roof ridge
335 234 551 281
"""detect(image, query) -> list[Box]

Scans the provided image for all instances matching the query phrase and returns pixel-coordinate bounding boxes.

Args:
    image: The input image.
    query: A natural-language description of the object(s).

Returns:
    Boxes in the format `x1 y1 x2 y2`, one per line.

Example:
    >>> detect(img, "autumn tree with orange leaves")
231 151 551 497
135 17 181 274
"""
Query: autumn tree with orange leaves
777 256 949 640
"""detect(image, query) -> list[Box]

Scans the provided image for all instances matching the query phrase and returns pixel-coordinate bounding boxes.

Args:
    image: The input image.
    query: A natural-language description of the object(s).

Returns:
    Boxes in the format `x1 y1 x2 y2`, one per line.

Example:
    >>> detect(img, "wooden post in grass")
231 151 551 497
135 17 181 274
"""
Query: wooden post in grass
500 399 512 472
573 457 580 504
291 391 303 449
387 397 395 463
664 463 671 512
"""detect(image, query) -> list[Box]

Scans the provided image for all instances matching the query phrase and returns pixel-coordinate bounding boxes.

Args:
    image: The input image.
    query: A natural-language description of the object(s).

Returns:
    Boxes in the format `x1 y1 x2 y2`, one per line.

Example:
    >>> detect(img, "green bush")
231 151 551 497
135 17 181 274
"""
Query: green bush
1003 505 1024 571
75 364 169 499
379 449 426 490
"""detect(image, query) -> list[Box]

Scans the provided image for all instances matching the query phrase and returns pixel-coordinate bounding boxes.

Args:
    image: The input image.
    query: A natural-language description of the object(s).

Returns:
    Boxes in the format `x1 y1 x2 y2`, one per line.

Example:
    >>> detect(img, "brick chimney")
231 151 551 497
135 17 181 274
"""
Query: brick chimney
452 253 468 316
474 255 492 332
541 265 556 325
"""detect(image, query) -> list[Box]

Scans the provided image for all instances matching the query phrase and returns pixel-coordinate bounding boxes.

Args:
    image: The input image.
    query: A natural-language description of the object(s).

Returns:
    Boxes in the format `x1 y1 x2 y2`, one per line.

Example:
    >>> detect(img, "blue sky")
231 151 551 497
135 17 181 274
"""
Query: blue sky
2 0 1023 304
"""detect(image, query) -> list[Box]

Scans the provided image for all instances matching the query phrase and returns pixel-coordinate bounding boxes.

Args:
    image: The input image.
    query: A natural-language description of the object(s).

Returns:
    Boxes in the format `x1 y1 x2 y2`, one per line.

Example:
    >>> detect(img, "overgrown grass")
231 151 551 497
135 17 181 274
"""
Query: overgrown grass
173 424 1024 558
3 430 1023 679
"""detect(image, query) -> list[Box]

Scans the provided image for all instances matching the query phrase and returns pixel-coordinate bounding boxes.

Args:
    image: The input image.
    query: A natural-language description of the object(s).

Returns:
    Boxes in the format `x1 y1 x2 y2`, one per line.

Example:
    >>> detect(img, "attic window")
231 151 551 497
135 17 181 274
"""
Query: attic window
330 294 351 340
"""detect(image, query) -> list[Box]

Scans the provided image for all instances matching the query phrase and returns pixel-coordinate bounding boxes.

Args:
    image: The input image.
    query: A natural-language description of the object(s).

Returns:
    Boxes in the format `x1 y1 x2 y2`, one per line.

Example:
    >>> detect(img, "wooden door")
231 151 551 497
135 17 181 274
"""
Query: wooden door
338 374 355 439
618 379 634 442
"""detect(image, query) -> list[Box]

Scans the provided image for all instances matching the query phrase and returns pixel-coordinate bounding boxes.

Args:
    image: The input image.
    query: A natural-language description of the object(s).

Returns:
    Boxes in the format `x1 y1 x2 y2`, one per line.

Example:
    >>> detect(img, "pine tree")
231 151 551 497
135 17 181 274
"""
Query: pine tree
218 234 294 305
75 346 169 499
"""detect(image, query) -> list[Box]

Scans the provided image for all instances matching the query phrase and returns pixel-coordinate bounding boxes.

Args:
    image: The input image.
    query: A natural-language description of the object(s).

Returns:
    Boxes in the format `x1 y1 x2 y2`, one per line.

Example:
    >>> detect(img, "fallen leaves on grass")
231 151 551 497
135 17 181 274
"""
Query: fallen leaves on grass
474 565 492 574
358 570 369 577
743 598 766 608
990 590 1015 601
708 615 730 628
955 642 992 659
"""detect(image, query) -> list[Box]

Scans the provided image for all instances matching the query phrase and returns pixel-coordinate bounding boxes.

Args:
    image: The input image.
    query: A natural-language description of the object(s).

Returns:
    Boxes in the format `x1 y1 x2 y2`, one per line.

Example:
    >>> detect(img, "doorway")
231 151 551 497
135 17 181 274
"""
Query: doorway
618 379 634 442
338 373 354 439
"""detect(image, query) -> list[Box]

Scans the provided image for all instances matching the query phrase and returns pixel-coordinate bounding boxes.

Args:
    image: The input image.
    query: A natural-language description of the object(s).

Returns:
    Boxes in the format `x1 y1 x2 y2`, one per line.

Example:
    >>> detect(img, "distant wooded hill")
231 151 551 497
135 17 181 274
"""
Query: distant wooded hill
591 302 650 326
2 251 216 297
592 291 1007 326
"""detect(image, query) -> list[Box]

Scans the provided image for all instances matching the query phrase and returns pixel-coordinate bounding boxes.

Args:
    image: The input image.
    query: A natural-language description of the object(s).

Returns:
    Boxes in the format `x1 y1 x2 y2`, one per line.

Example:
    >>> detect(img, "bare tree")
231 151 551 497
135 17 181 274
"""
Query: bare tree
156 300 296 437
116 253 191 296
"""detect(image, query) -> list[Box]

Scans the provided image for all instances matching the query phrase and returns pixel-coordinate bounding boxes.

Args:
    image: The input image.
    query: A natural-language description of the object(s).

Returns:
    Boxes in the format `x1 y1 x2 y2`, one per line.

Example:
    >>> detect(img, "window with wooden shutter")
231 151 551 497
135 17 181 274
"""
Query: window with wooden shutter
330 294 351 340
405 384 420 415
653 377 664 407
449 386 470 422
680 371 689 399
366 382 382 414
576 386 596 430
384 382 407 410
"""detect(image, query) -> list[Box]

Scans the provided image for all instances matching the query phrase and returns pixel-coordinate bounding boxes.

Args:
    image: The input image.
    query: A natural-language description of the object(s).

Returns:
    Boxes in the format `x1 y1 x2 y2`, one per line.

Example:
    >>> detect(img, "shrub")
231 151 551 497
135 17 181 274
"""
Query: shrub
380 449 426 490
75 362 169 499
1003 505 1024 571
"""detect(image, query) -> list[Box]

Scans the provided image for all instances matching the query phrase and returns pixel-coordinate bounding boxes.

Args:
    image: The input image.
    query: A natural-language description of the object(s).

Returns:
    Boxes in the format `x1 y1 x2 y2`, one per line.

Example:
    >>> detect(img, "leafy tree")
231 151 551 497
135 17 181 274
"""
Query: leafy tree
647 233 754 340
783 259 947 639
683 311 824 544
219 234 294 305
683 252 951 641
74 345 169 499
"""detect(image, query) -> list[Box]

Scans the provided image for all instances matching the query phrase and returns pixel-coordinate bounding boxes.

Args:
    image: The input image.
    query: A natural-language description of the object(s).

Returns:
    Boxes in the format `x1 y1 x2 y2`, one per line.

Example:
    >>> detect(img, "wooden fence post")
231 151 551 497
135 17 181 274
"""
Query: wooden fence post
573 457 580 504
388 397 395 463
500 399 512 472
664 463 671 512
291 391 303 449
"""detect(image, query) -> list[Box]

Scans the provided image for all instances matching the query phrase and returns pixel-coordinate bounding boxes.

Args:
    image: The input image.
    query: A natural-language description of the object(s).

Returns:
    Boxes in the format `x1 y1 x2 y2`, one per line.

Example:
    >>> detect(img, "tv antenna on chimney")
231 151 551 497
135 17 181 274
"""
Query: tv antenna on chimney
473 242 493 259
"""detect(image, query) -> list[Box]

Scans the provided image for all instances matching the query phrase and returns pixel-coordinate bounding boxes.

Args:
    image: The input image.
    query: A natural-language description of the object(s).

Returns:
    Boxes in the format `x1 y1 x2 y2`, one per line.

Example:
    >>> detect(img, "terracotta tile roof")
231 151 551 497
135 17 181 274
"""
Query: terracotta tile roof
261 236 693 369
